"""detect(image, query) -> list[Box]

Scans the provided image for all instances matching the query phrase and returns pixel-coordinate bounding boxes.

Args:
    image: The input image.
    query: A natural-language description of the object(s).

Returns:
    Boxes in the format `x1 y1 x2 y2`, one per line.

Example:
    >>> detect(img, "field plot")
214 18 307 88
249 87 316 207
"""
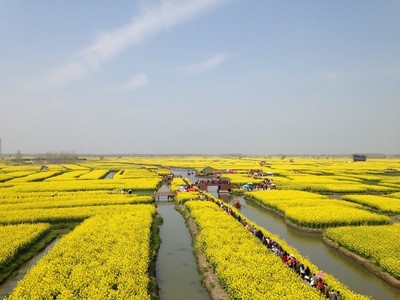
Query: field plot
77 169 110 180
246 190 391 229
0 171 37 182
6 170 64 183
1 177 161 192
113 167 158 179
0 159 162 299
45 170 90 181
0 203 157 225
185 199 369 299
390 192 400 199
342 194 400 214
0 223 51 268
0 156 399 299
6 207 155 300
0 194 152 211
220 173 264 185
324 224 400 280
278 174 398 194
170 177 190 192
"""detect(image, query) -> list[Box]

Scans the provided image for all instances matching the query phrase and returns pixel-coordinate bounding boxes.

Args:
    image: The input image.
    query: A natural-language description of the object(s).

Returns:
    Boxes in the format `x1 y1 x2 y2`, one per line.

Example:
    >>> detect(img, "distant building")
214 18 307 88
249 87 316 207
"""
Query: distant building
353 154 367 162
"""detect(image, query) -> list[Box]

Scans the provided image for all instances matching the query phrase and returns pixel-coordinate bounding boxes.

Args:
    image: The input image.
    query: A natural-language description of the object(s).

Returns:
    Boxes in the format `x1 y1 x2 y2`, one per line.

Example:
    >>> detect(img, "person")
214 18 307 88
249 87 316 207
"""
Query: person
305 266 311 278
309 274 317 287
290 256 296 269
295 261 301 273
299 264 305 279
324 284 330 298
282 252 288 264
336 291 342 300
303 274 310 283
329 289 338 300
317 278 324 293
286 255 292 267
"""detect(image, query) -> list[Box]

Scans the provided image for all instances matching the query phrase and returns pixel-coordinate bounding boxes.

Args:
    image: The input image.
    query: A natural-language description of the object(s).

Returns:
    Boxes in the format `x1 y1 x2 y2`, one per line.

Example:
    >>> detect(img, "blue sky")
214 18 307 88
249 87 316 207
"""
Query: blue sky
1 0 399 155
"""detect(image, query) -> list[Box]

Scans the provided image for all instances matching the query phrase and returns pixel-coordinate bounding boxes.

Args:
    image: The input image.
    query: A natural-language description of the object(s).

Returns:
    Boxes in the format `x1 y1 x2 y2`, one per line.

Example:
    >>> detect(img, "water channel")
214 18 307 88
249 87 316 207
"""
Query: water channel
155 184 209 300
2 169 397 299
0 238 59 299
231 196 400 300
104 171 116 179
171 168 400 300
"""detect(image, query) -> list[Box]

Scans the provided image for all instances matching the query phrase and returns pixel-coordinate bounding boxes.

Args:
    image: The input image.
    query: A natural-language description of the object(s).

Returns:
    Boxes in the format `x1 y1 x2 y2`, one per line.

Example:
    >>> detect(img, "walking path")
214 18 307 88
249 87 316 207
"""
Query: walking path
188 190 344 299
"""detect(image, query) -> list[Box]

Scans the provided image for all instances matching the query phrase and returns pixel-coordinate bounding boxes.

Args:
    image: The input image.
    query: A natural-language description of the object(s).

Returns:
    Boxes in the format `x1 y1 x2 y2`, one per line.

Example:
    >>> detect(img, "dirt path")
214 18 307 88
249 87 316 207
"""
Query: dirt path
177 206 230 300
247 197 400 288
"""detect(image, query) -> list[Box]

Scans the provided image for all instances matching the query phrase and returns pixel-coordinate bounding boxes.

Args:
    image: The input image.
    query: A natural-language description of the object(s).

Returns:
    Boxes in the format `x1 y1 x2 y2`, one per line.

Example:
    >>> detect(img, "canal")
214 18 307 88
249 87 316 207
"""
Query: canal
0 238 59 299
156 187 209 300
225 195 400 300
171 168 400 300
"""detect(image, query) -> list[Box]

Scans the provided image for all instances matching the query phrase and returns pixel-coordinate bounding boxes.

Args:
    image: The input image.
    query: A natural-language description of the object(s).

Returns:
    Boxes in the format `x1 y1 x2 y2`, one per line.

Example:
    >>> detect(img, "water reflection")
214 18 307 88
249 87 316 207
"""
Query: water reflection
230 195 400 300
0 238 59 299
156 202 209 300
169 168 400 299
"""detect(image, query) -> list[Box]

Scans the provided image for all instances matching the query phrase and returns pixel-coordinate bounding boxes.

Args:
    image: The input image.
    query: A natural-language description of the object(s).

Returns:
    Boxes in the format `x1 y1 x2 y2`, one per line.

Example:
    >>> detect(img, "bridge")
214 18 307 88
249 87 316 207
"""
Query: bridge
153 191 176 201
196 182 230 193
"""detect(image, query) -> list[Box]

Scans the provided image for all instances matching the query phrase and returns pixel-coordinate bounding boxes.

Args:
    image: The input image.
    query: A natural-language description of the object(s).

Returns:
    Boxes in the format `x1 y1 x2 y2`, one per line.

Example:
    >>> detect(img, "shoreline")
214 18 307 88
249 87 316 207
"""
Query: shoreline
176 205 230 300
323 237 400 289
246 197 400 288
245 197 324 233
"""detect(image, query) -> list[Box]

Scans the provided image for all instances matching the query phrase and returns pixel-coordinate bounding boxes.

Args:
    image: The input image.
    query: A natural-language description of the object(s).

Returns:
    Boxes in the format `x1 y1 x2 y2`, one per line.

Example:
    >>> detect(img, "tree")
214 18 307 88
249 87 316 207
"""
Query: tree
15 150 22 163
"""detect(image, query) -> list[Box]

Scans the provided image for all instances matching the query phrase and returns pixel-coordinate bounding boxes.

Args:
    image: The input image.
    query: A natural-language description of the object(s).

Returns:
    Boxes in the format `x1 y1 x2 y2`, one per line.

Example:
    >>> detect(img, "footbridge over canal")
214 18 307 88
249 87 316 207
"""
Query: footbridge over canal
153 191 176 201
195 180 231 193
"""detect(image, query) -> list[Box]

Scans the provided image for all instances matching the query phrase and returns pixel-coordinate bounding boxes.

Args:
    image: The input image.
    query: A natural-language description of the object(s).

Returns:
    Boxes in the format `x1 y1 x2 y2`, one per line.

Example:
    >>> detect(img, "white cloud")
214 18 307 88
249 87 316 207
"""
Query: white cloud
26 62 88 91
183 53 230 75
110 73 149 92
28 0 230 90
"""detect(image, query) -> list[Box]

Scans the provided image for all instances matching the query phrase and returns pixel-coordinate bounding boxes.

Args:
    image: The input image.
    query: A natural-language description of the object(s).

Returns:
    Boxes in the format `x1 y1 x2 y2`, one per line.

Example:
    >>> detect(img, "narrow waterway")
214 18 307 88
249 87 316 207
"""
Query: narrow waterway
228 195 400 300
103 171 116 179
170 168 400 299
156 189 209 300
0 238 59 299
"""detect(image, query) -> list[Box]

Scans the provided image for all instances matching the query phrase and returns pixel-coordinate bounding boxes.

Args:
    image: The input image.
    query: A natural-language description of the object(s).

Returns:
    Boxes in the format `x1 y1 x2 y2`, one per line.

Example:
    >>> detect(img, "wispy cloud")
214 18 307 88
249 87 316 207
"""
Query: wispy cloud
28 0 230 91
183 53 230 75
27 62 88 91
109 73 149 92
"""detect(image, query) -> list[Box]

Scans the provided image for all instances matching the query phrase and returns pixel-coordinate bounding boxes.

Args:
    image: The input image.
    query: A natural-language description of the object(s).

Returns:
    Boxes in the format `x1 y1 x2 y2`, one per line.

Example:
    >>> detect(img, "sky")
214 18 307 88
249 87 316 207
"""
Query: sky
1 0 399 155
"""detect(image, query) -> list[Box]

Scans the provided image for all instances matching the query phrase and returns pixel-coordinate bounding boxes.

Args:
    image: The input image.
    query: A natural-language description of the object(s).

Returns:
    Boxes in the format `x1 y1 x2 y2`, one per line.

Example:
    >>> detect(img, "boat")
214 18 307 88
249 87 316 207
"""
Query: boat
233 200 241 209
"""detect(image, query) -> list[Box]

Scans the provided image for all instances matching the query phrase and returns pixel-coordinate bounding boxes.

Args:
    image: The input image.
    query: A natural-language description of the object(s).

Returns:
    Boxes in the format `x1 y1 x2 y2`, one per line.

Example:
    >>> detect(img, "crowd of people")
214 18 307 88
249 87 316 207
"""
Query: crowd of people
119 188 133 194
162 174 175 184
240 178 276 191
195 190 343 300
194 178 230 186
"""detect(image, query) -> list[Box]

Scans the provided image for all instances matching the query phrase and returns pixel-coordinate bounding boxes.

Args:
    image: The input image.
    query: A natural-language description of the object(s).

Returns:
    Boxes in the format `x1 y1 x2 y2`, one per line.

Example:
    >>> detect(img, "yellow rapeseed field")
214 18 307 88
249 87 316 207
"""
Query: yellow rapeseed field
1 177 161 192
0 194 152 211
170 177 190 192
185 200 369 299
0 223 51 267
0 204 151 225
247 190 391 228
342 194 400 214
0 156 399 299
6 206 155 299
324 224 400 279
